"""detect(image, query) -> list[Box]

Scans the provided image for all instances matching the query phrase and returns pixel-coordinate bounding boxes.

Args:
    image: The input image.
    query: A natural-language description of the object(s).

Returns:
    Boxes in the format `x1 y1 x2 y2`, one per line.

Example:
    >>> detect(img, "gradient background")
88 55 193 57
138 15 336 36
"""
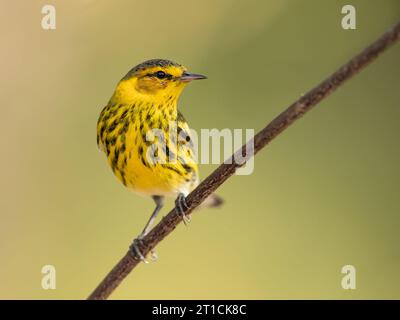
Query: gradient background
1 0 399 299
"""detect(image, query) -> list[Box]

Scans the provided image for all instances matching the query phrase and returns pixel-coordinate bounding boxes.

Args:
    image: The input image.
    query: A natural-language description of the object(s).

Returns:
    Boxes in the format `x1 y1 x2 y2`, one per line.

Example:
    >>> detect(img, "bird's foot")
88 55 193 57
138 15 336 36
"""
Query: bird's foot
129 238 158 263
175 193 191 226
129 238 149 263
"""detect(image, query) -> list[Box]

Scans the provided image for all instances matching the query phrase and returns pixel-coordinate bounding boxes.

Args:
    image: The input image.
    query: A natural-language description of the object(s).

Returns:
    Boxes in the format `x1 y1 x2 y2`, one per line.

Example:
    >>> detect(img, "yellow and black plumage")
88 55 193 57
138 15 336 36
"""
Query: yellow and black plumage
97 59 222 260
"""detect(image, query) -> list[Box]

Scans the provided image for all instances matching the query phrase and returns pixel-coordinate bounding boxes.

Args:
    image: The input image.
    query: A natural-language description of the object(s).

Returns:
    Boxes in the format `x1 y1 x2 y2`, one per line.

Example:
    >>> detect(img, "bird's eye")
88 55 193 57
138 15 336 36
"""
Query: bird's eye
155 71 166 79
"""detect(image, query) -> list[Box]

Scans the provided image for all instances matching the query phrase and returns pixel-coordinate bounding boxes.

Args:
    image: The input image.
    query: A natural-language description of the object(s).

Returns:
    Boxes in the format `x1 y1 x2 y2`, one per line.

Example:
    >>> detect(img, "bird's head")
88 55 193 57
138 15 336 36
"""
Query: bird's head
112 59 206 105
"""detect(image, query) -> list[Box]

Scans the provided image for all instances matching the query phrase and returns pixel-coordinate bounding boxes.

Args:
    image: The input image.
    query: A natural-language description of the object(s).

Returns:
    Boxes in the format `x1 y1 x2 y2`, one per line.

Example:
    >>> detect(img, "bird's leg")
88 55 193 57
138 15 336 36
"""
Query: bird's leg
175 193 191 226
139 195 165 238
130 195 164 262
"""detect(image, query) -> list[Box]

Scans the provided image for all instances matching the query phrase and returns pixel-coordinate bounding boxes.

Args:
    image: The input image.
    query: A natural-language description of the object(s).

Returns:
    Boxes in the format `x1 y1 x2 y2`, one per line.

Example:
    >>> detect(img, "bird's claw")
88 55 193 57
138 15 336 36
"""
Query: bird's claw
130 238 158 263
150 250 158 262
129 238 149 263
175 193 191 226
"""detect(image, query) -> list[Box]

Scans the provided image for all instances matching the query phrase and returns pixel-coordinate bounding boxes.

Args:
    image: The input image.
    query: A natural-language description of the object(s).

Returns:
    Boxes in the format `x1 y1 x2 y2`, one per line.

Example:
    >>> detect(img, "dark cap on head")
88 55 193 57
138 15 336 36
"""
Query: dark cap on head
123 59 182 80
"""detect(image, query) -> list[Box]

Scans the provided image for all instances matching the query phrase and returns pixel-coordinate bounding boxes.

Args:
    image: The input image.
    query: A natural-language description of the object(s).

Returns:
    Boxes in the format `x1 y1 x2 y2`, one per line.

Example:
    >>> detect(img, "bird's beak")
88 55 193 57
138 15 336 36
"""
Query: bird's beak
180 71 207 82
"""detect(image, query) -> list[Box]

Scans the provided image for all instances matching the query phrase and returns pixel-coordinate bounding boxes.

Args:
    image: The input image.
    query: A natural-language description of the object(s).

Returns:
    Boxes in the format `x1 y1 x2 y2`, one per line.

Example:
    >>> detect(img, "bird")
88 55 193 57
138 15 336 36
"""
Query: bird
97 59 223 262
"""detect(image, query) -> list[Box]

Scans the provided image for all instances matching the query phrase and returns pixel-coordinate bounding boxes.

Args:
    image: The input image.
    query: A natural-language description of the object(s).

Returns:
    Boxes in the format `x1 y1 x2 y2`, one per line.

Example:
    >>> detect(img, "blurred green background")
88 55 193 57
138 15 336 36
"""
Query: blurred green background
1 0 399 299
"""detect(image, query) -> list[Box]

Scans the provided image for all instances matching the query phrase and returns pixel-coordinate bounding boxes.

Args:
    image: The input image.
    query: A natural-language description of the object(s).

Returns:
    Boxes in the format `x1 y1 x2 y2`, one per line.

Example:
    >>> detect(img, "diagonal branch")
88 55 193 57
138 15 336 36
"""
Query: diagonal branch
88 22 400 300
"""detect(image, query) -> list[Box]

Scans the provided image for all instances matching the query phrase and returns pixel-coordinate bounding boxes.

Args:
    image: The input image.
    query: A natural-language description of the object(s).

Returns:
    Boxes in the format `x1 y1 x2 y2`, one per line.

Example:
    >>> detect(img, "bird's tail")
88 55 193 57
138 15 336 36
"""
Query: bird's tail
199 194 224 209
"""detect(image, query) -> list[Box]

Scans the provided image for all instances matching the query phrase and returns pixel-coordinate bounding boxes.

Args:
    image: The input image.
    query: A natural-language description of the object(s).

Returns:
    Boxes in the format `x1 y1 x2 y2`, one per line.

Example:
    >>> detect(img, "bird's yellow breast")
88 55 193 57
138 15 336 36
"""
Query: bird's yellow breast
97 100 198 197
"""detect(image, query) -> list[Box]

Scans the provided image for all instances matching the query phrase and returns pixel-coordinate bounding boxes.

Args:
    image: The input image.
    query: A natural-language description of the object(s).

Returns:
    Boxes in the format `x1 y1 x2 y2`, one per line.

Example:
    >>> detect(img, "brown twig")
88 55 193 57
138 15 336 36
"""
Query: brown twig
88 22 400 300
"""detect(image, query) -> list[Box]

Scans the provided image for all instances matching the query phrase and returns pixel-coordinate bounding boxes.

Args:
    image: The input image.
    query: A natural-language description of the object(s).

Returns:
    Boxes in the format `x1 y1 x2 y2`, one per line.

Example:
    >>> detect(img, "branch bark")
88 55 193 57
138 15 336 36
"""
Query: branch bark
88 22 400 300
